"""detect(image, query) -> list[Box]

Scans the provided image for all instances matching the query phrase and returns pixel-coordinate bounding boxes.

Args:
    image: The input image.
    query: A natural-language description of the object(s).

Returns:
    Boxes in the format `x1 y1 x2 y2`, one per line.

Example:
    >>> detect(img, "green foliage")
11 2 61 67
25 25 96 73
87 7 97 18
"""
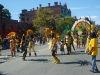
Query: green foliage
65 25 71 33
33 8 60 33
2 8 11 19
56 16 76 34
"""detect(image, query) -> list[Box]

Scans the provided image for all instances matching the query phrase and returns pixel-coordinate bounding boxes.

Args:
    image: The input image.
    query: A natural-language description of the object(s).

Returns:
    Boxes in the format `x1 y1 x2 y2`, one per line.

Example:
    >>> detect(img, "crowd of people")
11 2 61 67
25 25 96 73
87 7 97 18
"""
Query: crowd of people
47 29 99 73
0 28 99 73
0 34 46 61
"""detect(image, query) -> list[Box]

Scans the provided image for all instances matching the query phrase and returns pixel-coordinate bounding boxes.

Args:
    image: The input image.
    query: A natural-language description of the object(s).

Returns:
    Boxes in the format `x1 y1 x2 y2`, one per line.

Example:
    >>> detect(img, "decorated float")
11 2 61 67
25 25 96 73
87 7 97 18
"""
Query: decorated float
71 18 91 45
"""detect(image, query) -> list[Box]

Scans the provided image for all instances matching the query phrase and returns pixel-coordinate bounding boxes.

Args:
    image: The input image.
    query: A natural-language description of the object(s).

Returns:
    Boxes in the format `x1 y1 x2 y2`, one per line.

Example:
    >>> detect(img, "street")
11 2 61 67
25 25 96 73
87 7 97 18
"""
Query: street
0 42 100 75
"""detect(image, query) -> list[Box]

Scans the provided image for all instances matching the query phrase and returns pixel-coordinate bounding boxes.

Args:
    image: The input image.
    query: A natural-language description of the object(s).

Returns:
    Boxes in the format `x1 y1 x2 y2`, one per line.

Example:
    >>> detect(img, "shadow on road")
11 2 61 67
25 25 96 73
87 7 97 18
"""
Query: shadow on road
34 55 51 57
72 52 86 55
0 61 5 64
59 60 91 66
0 56 10 64
97 60 100 62
0 72 6 75
27 58 50 63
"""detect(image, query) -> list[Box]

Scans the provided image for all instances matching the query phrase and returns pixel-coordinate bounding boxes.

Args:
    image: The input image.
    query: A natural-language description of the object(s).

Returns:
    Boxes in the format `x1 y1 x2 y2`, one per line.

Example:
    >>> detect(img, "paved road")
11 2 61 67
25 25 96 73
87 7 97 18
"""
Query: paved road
0 42 100 75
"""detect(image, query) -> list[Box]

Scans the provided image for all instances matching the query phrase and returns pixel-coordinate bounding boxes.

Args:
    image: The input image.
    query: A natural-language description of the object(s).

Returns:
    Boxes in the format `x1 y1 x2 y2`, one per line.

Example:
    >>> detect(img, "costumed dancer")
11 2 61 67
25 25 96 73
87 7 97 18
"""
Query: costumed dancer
50 30 60 64
20 34 25 53
70 31 76 52
76 33 81 48
81 33 86 48
22 36 28 61
15 36 21 53
0 35 2 56
28 35 37 56
64 31 72 55
9 36 16 57
48 30 55 50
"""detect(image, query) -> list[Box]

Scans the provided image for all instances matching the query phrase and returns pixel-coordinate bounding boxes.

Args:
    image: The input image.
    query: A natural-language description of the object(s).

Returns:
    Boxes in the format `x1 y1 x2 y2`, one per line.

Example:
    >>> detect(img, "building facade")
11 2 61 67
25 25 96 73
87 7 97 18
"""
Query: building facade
19 2 71 24
0 4 34 38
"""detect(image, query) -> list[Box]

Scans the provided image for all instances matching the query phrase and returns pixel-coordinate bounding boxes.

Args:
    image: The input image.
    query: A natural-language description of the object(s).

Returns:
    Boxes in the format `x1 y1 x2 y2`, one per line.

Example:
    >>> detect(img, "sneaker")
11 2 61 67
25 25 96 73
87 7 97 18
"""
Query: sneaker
90 70 98 73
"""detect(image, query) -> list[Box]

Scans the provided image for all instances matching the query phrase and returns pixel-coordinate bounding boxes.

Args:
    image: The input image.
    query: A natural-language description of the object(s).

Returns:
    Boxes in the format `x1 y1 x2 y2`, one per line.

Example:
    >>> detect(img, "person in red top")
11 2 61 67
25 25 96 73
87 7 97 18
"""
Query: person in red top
10 36 16 57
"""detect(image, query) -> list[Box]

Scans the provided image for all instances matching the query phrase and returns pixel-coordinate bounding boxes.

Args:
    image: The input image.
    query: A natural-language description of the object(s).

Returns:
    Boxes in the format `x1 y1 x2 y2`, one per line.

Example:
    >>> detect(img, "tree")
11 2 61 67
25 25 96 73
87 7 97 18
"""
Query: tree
2 8 11 19
33 8 60 34
56 16 76 34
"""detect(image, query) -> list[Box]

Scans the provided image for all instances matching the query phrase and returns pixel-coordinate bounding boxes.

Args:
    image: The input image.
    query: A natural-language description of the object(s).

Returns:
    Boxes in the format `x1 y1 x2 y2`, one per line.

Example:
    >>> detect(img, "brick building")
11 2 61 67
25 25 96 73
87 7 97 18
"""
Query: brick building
19 2 71 24
0 4 34 38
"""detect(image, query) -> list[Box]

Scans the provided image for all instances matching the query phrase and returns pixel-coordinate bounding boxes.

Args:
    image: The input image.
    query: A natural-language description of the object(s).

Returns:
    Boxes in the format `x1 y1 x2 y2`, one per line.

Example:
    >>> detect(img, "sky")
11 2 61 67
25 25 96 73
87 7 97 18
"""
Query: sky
0 0 100 25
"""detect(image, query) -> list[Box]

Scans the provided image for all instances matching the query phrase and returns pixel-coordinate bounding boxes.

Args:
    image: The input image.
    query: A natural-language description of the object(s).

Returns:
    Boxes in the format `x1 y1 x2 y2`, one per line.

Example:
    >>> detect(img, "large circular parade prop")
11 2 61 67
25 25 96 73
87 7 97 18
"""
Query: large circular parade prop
72 18 91 34
71 18 91 45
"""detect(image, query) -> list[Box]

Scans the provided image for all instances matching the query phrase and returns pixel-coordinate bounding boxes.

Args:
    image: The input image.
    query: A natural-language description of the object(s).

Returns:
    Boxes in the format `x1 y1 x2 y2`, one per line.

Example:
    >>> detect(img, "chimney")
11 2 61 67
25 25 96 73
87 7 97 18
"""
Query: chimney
30 9 32 11
37 7 38 10
54 2 58 6
33 8 34 11
39 4 42 8
48 3 50 7
59 2 61 5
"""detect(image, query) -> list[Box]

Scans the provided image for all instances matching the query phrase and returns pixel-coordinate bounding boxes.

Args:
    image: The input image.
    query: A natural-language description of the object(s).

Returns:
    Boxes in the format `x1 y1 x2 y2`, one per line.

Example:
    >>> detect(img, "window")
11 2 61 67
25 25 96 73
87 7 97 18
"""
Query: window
26 18 29 21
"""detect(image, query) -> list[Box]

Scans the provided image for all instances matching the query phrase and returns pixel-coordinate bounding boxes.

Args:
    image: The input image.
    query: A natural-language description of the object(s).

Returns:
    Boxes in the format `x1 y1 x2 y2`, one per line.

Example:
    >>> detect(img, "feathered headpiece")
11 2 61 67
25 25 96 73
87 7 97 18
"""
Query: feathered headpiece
45 28 50 38
26 29 34 35
91 24 95 32
65 25 71 34
6 32 17 39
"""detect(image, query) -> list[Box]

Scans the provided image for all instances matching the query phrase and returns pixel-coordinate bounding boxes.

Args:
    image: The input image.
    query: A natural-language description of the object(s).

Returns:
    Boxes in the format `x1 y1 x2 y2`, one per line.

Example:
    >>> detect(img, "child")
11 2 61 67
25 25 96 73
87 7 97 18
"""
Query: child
59 40 65 55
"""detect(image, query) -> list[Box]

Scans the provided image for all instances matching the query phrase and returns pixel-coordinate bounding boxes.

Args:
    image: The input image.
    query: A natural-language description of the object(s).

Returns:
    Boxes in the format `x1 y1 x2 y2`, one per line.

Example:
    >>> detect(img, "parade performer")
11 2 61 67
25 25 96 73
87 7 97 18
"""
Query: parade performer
15 36 20 53
49 29 60 64
28 35 37 56
22 36 28 61
6 32 17 57
64 31 72 55
20 34 25 53
51 37 60 64
0 35 2 56
10 36 16 57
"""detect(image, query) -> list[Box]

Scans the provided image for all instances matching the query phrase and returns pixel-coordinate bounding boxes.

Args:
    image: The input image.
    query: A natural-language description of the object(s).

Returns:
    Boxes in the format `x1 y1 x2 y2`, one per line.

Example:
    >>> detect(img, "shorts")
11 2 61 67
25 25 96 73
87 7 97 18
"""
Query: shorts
10 47 15 51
